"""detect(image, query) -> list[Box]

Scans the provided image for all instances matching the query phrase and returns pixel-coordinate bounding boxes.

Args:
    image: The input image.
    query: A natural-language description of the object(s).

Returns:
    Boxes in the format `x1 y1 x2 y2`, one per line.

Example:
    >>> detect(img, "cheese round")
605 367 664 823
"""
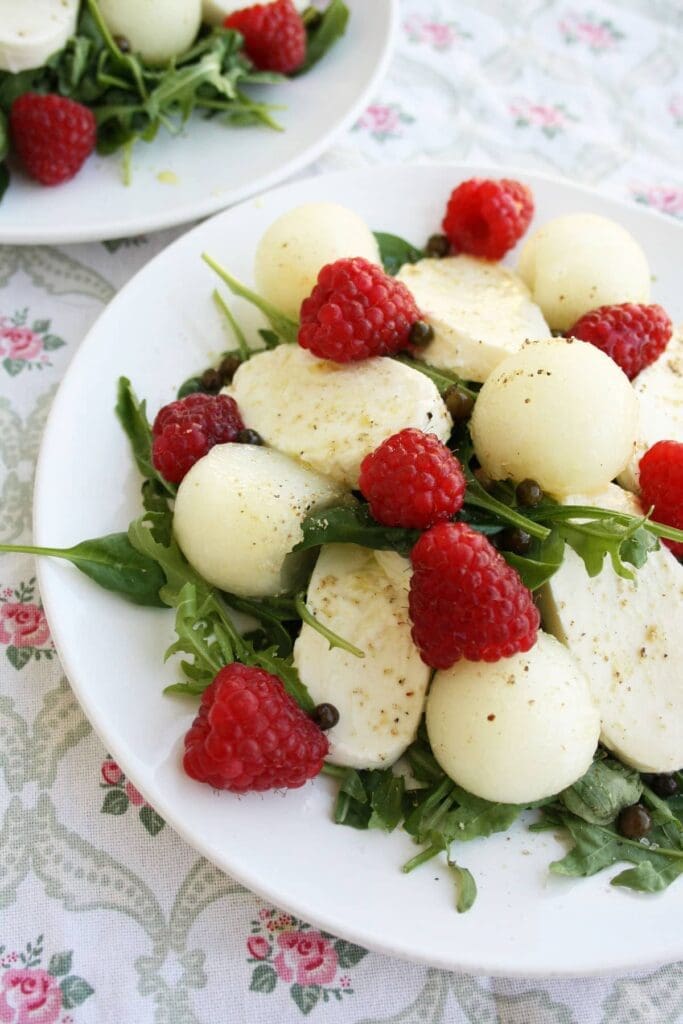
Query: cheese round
98 0 201 64
254 203 381 319
426 632 600 804
470 338 638 497
517 213 651 332
173 443 346 597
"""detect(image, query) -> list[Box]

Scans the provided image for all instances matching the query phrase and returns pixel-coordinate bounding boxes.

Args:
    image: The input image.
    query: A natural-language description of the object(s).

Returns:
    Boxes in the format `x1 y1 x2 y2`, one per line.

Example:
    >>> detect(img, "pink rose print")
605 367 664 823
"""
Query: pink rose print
670 95 683 126
403 15 468 51
509 99 577 139
0 969 62 1024
0 312 65 377
632 185 683 220
274 931 338 987
125 781 145 806
0 604 50 648
101 760 122 786
558 12 624 52
0 327 43 362
354 103 414 142
247 937 271 960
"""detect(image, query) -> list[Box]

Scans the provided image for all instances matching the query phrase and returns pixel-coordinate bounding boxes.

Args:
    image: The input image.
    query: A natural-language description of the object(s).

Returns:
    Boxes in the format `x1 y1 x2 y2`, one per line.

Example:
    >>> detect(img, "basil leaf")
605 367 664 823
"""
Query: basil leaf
374 232 424 276
298 0 350 74
296 504 420 557
560 757 642 826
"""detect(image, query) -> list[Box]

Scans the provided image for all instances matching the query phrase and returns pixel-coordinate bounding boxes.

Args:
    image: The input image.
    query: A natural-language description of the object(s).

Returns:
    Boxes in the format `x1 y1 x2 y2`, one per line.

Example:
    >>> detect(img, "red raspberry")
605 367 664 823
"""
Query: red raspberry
299 257 421 362
225 0 306 74
10 93 96 186
409 522 540 668
442 178 533 260
359 429 466 529
639 441 683 557
183 664 329 792
567 303 672 380
152 393 244 484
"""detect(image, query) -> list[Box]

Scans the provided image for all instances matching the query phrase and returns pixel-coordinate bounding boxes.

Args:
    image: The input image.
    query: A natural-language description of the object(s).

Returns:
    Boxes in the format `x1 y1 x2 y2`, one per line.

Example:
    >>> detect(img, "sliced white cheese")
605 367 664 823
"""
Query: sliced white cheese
203 0 308 25
228 345 452 488
426 632 599 804
395 256 551 383
539 484 683 773
293 544 429 769
0 0 79 73
619 326 683 492
173 443 346 598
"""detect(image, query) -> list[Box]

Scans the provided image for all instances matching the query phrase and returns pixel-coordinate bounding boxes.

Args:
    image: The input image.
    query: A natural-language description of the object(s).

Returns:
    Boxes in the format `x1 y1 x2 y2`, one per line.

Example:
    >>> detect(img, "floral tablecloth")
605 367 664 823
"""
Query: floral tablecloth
1 0 682 1021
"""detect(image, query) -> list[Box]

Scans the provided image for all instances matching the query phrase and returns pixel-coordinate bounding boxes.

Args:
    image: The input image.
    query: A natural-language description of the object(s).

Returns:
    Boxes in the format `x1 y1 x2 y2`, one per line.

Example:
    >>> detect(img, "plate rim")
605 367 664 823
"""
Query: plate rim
34 162 683 977
0 0 398 246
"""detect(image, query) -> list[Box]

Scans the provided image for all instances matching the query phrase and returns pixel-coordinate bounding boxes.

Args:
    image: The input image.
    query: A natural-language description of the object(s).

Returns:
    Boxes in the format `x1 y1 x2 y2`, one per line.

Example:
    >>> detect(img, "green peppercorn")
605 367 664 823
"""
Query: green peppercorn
443 386 475 422
617 803 652 840
408 320 434 347
312 703 339 730
236 428 264 446
219 355 242 384
516 478 544 508
498 528 533 555
200 368 223 393
425 233 450 258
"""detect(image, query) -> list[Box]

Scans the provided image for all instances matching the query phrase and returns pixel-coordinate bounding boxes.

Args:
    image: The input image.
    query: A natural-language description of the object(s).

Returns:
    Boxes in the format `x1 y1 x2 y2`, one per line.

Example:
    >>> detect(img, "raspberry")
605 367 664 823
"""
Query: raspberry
225 0 306 74
299 257 421 362
359 429 466 529
10 93 96 186
409 522 540 668
442 178 533 260
639 441 683 557
183 664 329 791
152 393 244 484
567 303 672 380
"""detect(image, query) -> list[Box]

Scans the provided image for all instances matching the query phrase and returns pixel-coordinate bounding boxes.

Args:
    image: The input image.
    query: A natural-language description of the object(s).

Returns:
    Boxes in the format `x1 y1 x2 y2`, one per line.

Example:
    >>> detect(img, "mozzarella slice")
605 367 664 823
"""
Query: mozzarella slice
203 0 307 25
426 632 599 804
539 484 683 773
619 326 683 492
395 256 551 383
293 545 429 769
173 443 346 598
0 0 78 73
228 345 452 488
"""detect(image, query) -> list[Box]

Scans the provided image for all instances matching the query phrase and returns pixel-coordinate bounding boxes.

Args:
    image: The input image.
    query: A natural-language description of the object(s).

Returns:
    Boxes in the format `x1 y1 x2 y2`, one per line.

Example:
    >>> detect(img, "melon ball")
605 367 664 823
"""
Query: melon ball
470 338 638 497
426 632 600 804
517 213 650 332
173 444 346 598
254 203 381 319
99 0 201 64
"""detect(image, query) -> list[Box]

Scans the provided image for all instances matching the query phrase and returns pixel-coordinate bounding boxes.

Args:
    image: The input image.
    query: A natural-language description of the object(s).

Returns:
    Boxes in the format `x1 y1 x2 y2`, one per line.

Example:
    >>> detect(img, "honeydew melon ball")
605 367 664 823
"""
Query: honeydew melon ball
99 0 201 64
469 338 638 497
517 213 651 332
254 203 381 319
173 443 346 598
426 632 600 804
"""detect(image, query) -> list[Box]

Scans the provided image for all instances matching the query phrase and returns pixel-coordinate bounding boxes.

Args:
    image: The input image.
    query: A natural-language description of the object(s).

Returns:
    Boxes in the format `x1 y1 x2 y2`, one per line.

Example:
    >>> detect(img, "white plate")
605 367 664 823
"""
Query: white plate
0 1 395 245
35 164 683 976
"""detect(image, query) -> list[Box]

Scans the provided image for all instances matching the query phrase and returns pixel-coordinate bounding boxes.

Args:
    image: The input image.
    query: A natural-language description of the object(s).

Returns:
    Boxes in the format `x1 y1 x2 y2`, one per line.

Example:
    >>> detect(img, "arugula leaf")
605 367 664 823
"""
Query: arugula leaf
501 531 565 591
446 857 477 914
0 110 8 201
202 254 299 344
0 534 166 607
115 377 175 496
0 164 8 204
332 767 405 831
439 786 521 843
298 0 350 74
374 232 424 276
394 354 477 398
296 504 420 557
560 756 642 825
611 859 683 893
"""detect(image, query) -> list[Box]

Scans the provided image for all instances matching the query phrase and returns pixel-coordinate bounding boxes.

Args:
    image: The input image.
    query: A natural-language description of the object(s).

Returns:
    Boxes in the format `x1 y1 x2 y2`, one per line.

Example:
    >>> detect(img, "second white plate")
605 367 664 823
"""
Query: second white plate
35 164 683 976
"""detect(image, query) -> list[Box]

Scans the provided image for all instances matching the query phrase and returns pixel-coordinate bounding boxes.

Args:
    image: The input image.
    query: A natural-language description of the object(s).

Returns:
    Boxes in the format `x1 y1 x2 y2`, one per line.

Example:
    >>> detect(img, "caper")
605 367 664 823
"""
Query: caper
647 773 680 798
516 478 544 508
200 368 223 393
219 354 242 384
236 428 264 446
114 34 131 53
443 386 474 422
425 233 450 258
498 527 533 555
408 320 434 347
617 803 652 840
312 703 339 730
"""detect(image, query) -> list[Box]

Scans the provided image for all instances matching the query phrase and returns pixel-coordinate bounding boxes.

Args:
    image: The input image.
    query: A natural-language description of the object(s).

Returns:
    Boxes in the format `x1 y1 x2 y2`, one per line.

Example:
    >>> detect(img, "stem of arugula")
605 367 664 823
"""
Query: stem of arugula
531 505 683 544
402 842 442 873
294 594 365 659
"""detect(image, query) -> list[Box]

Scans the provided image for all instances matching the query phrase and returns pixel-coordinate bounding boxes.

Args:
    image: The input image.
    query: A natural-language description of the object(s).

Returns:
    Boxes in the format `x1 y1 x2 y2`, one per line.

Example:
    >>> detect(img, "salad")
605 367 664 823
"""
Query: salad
6 175 683 915
0 0 348 200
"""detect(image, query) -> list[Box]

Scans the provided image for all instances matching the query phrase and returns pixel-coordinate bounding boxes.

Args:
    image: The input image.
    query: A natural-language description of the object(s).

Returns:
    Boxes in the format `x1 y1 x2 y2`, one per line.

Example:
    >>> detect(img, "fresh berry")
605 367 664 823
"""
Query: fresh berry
567 303 672 380
183 664 329 792
639 440 683 556
359 429 466 529
10 93 96 186
152 392 244 483
299 257 422 362
225 0 306 73
442 178 533 260
409 522 540 668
